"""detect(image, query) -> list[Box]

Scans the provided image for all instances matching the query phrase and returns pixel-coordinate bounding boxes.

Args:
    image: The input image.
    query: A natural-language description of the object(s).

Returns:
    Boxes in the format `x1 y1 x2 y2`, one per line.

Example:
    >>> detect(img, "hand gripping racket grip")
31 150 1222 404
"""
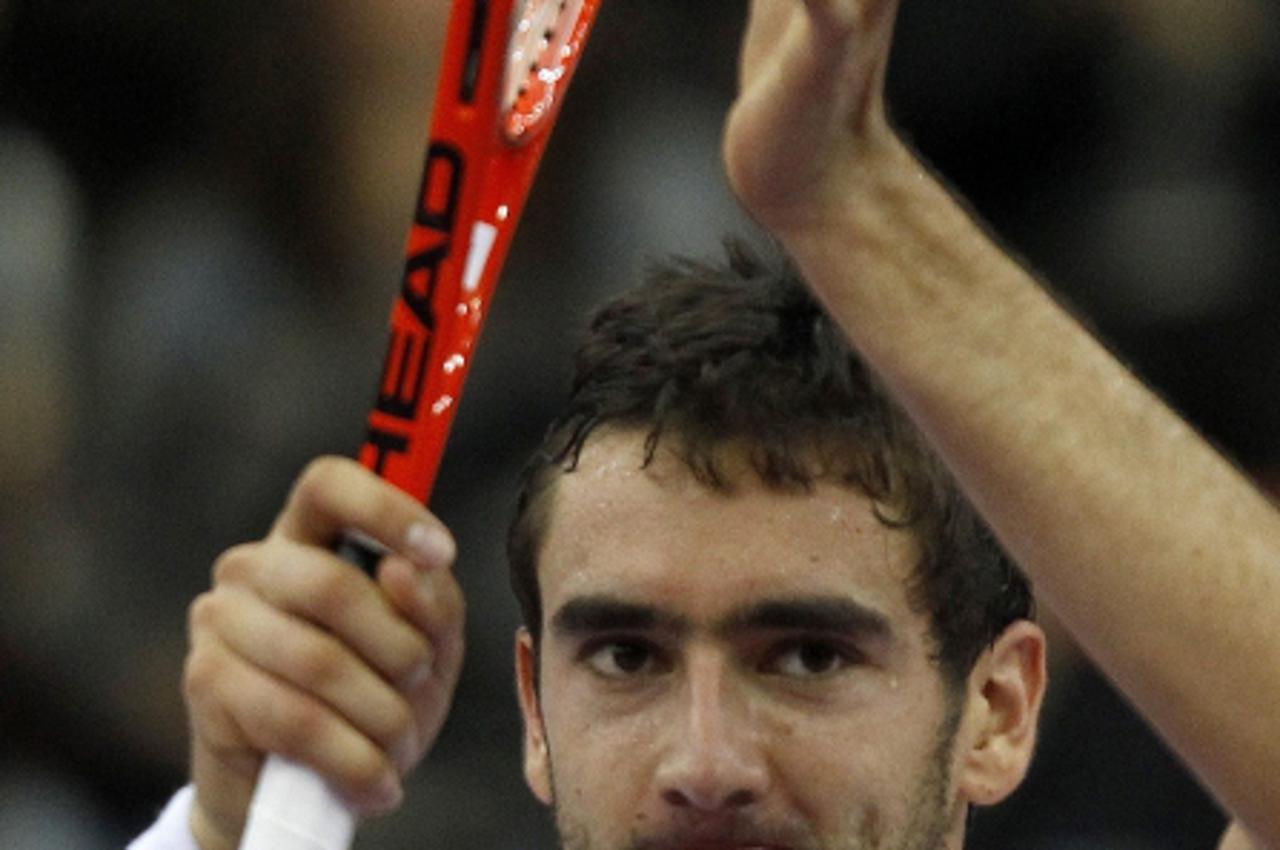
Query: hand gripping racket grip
238 534 383 850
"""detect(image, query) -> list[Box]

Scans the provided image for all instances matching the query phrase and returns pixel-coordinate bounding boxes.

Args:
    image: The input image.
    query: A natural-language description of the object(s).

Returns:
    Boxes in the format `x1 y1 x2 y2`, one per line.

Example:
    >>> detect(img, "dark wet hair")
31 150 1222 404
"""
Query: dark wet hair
507 240 1032 685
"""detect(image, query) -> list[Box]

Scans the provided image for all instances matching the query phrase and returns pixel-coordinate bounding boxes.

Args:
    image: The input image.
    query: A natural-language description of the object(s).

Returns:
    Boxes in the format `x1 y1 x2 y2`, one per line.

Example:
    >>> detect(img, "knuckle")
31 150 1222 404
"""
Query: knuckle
294 637 347 689
211 543 255 586
310 567 358 625
274 698 331 755
294 456 349 510
344 749 391 794
391 633 433 683
187 591 218 633
182 644 222 704
376 695 415 748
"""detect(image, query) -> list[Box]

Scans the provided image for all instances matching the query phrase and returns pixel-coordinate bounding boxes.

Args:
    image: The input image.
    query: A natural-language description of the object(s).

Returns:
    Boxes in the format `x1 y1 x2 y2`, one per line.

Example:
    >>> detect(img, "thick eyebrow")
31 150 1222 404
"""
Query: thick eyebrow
719 596 893 642
550 596 689 638
551 594 891 643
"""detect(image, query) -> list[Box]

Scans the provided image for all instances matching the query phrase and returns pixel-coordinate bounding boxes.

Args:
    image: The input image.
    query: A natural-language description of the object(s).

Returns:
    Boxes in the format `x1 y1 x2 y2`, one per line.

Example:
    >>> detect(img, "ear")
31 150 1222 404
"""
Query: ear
515 628 553 805
954 619 1047 806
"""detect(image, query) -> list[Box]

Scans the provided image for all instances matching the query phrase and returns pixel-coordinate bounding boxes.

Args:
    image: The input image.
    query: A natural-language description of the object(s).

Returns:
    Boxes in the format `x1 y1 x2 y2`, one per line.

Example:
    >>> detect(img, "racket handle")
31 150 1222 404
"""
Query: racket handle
238 532 387 850
239 756 357 850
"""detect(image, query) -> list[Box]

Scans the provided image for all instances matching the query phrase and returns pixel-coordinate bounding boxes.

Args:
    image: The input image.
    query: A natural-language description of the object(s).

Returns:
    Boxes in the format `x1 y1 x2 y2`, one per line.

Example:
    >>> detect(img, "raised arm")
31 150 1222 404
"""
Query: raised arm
725 0 1280 843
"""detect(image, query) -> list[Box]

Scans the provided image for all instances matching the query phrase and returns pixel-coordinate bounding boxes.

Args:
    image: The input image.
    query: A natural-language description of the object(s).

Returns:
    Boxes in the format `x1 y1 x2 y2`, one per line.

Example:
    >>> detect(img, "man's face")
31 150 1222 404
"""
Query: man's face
516 429 976 850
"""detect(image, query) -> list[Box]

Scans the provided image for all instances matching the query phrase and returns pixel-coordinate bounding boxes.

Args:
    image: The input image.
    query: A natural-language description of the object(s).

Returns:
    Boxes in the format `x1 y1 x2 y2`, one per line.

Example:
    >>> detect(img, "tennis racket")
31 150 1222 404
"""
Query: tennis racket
239 2 603 849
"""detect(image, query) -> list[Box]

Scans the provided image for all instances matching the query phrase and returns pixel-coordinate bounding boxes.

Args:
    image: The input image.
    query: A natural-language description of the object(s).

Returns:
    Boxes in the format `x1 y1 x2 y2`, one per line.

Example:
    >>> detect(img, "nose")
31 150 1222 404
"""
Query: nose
654 652 770 812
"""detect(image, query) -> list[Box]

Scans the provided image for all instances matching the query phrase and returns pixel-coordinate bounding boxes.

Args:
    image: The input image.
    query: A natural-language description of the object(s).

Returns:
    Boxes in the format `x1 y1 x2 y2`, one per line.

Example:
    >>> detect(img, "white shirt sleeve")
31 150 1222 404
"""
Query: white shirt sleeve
127 785 202 850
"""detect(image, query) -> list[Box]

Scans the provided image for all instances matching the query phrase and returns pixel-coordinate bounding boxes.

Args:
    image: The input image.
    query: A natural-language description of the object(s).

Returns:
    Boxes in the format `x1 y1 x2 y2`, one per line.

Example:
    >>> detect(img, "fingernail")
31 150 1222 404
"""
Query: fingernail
371 772 404 812
392 729 421 774
405 659 433 692
405 523 455 570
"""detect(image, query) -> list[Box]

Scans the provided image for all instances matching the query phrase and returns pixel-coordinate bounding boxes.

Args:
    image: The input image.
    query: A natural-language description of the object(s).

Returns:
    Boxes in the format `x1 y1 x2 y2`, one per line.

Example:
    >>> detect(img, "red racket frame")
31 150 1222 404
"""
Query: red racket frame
360 0 602 503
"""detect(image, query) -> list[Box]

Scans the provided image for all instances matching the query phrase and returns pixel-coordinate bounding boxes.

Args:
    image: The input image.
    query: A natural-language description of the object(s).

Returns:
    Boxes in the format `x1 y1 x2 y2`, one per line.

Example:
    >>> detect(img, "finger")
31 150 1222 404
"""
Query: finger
185 629 404 815
194 586 422 774
805 0 902 83
378 553 465 649
214 541 434 691
272 456 457 571
740 0 799 84
741 0 887 84
377 555 467 761
378 554 466 685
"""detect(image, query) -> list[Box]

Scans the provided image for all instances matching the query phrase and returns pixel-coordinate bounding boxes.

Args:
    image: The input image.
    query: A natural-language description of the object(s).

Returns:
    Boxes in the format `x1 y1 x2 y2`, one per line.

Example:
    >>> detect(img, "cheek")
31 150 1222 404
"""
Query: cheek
543 695 667 843
768 706 884 805
541 669 659 765
767 684 956 829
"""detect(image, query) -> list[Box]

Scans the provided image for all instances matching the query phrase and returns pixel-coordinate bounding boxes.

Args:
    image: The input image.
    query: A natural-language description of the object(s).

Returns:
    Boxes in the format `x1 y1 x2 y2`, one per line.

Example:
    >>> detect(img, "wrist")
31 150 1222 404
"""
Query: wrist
767 131 926 268
764 128 920 250
767 128 1037 371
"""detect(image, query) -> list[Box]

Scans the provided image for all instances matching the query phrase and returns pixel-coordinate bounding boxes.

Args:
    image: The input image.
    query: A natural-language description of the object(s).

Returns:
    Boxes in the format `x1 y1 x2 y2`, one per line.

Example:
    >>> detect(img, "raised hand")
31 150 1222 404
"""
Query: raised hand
724 0 902 236
182 458 465 850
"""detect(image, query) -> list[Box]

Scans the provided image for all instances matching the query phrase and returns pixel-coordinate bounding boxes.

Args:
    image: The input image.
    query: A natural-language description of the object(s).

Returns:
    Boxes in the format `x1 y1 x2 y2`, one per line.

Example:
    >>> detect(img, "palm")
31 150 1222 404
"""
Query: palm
724 0 900 233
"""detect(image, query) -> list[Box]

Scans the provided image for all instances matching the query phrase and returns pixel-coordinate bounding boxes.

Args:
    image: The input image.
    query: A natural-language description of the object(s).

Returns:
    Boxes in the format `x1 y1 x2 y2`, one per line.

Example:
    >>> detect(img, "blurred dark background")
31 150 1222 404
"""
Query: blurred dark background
2 0 1279 847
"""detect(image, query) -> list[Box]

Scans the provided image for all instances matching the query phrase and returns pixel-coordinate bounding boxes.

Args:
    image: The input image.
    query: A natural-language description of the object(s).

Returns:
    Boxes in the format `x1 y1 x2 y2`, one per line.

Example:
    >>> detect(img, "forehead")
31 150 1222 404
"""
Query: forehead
538 430 921 623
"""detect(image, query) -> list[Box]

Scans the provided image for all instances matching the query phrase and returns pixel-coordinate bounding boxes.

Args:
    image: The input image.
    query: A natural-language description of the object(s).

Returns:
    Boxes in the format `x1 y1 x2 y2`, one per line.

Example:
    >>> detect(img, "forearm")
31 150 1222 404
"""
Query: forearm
779 133 1280 840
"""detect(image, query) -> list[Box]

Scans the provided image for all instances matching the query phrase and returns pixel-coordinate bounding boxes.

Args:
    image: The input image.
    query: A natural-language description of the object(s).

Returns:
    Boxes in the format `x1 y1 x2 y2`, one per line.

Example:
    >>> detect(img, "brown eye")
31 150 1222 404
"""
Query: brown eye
585 640 660 677
766 640 857 678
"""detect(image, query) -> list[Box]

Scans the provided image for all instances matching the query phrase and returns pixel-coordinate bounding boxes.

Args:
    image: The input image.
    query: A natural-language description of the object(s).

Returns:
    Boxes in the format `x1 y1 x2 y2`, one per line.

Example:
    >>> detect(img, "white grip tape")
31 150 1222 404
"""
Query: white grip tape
239 755 357 850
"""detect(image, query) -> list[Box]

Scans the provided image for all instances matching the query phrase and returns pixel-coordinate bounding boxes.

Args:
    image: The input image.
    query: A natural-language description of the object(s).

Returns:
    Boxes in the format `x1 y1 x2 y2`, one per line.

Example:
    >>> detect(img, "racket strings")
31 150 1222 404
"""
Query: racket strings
504 0 589 141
